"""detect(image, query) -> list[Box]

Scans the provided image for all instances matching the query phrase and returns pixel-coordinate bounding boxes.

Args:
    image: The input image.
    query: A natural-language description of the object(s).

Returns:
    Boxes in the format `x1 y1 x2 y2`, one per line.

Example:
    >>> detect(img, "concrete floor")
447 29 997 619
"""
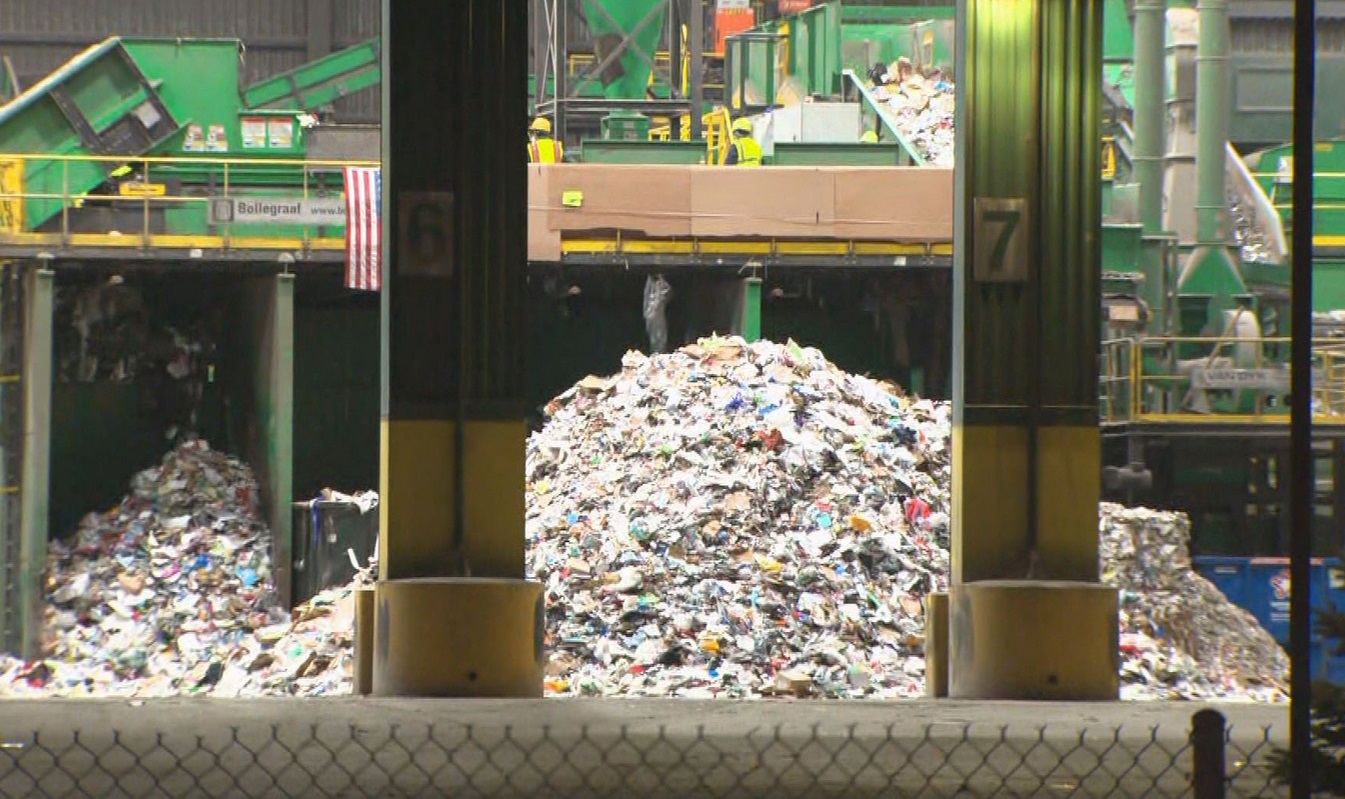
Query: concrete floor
0 699 1289 798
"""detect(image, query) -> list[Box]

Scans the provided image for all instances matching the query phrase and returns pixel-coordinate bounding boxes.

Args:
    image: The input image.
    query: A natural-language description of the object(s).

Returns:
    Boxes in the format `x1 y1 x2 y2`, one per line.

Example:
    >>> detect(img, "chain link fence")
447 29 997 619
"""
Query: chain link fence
0 710 1285 799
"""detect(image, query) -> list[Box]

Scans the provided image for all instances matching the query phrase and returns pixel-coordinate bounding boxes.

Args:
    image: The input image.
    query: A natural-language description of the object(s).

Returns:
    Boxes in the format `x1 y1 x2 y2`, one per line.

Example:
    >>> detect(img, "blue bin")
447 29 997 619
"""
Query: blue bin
1194 556 1345 683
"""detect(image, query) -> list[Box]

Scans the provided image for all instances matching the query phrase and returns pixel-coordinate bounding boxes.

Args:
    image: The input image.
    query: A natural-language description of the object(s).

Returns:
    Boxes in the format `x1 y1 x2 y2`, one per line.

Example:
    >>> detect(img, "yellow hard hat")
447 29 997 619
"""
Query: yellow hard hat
731 118 753 135
530 117 552 134
860 131 879 144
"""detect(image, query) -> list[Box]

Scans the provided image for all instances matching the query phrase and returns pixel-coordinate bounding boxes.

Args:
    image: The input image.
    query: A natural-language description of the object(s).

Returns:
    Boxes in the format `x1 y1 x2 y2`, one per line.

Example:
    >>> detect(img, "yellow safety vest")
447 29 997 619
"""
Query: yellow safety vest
528 137 564 164
733 137 763 167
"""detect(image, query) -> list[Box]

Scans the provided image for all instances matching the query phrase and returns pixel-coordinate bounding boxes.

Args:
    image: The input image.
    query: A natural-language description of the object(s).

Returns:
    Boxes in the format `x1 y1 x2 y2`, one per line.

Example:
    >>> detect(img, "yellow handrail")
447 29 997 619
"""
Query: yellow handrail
0 153 379 168
1100 335 1345 424
0 153 370 251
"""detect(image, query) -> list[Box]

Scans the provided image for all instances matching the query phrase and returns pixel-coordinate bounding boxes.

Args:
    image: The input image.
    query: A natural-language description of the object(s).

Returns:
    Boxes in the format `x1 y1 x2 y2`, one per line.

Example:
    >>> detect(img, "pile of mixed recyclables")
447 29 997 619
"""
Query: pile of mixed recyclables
868 56 954 166
0 338 1291 701
1101 503 1289 701
528 337 1289 700
0 440 365 698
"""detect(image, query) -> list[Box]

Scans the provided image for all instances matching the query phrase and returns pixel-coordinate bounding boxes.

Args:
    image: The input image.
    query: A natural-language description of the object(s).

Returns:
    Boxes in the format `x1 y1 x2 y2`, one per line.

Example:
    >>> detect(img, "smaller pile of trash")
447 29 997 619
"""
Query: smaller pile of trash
0 442 369 698
0 440 276 695
867 57 954 166
198 560 369 698
1101 504 1290 702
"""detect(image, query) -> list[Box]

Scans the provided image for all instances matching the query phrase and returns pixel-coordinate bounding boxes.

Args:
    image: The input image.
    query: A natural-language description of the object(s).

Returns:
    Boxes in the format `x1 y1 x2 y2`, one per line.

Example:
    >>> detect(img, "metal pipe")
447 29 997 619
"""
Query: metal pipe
1133 0 1167 236
1194 0 1230 245
690 0 704 141
1289 0 1315 793
556 0 569 143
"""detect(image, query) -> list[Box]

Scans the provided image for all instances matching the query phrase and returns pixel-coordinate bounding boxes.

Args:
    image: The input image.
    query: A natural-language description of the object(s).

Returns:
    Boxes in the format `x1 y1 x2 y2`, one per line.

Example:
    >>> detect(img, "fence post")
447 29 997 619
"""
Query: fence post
1191 708 1227 799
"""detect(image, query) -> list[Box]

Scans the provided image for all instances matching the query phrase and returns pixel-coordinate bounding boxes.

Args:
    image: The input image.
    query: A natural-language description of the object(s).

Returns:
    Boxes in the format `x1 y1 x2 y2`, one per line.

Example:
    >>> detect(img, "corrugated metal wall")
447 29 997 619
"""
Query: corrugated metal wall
1231 18 1345 53
0 0 382 122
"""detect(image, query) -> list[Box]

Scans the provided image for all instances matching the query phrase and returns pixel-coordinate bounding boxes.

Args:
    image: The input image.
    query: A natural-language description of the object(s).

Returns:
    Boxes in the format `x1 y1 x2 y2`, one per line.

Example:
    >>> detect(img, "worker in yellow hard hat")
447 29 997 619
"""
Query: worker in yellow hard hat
860 130 879 144
723 117 762 167
527 116 564 164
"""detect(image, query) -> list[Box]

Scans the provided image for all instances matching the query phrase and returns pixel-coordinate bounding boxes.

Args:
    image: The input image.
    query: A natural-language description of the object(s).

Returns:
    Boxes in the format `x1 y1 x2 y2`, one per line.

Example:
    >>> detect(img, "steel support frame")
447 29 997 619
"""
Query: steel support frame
377 0 544 698
0 263 21 656
530 0 707 143
948 0 1115 701
15 264 49 662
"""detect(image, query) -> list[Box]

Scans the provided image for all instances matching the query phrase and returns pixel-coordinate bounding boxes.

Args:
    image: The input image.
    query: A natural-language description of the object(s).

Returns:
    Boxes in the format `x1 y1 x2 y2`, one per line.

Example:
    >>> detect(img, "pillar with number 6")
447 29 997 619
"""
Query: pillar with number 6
373 0 545 697
940 0 1118 700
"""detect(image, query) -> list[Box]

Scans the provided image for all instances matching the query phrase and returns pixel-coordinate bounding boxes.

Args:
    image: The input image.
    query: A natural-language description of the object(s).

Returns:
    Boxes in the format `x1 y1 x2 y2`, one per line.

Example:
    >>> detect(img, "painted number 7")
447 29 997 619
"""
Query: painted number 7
973 197 1029 283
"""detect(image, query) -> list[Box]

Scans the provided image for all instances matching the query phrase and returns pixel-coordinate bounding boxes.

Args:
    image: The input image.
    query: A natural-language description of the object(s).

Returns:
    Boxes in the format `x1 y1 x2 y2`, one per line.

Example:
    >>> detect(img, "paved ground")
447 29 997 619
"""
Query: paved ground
0 699 1289 798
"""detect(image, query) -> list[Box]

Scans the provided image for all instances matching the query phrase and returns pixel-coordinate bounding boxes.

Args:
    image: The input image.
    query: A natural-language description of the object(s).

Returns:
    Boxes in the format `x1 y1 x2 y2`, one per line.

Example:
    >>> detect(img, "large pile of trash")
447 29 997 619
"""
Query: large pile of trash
528 338 1288 701
867 57 954 166
0 441 359 698
1102 504 1289 701
530 338 950 698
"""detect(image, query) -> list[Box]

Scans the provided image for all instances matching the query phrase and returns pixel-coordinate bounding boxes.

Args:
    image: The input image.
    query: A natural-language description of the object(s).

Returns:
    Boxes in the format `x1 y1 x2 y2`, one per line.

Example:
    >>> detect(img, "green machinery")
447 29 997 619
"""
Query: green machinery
578 2 953 165
0 36 380 239
580 0 668 141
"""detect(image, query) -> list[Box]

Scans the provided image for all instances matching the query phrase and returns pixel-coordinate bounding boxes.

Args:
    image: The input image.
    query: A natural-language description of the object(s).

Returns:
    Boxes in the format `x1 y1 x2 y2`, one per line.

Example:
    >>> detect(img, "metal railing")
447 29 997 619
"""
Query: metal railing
648 106 734 163
0 153 379 252
0 710 1285 798
1100 335 1345 424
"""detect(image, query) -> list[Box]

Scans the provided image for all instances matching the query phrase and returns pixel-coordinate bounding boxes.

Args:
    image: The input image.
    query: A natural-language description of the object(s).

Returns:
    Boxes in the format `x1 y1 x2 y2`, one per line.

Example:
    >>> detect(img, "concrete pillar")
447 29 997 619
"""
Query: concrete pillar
264 274 294 609
18 265 52 661
949 0 1118 700
375 0 544 697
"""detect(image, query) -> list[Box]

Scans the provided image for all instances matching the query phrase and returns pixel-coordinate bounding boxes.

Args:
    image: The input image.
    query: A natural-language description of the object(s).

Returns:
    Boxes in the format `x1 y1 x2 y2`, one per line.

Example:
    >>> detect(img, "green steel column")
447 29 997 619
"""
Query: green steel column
1132 0 1166 237
1176 0 1245 321
375 0 544 698
949 0 1118 700
736 277 762 343
269 273 294 609
1194 0 1228 245
18 266 51 661
1133 0 1170 320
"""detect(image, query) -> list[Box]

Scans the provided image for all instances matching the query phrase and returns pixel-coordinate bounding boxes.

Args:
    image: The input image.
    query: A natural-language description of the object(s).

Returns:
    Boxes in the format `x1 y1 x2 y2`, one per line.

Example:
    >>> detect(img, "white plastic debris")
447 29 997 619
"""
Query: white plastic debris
869 58 954 166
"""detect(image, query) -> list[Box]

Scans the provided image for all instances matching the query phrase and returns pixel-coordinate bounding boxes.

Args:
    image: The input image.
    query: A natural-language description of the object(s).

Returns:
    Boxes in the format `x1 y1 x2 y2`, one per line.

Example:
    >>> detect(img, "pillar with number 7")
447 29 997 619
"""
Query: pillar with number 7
944 0 1118 699
372 0 545 697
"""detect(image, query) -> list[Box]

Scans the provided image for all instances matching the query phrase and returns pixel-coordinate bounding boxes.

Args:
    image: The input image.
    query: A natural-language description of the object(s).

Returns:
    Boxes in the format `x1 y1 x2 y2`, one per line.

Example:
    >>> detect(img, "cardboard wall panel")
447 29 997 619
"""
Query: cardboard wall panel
527 165 562 262
525 164 955 261
832 167 954 241
545 165 692 237
690 167 837 238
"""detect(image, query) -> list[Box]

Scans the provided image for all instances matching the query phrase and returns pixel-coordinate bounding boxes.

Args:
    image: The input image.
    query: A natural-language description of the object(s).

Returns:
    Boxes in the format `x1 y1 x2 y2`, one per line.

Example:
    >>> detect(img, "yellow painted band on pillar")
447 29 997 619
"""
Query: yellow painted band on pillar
949 580 1119 701
1034 425 1101 581
924 592 949 698
952 424 1100 583
373 577 544 697
379 418 527 581
951 424 1028 583
353 587 375 696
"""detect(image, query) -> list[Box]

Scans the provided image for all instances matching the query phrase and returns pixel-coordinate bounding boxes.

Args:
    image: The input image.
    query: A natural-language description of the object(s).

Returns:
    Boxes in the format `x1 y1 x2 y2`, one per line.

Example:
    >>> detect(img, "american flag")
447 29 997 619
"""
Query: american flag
342 166 382 291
